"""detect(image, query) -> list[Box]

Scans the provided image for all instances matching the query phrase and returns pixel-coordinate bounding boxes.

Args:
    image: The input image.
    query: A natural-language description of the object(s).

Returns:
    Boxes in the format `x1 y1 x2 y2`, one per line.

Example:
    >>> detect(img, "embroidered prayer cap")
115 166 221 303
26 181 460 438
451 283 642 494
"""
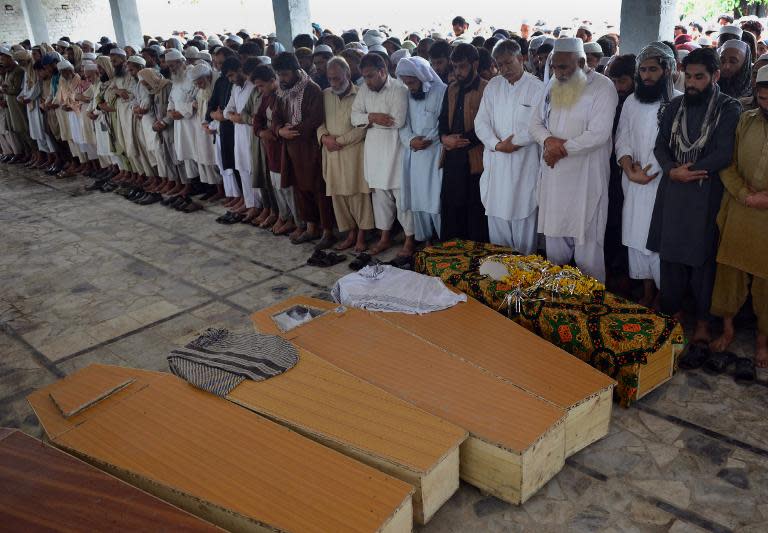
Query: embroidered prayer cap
56 40 70 48
167 329 300 397
127 55 146 67
363 29 385 47
56 59 74 71
718 38 749 56
188 62 212 80
756 65 768 83
396 55 441 92
164 49 184 62
226 34 244 45
720 25 743 38
184 45 200 59
553 37 585 55
109 47 127 57
583 42 603 55
313 44 333 57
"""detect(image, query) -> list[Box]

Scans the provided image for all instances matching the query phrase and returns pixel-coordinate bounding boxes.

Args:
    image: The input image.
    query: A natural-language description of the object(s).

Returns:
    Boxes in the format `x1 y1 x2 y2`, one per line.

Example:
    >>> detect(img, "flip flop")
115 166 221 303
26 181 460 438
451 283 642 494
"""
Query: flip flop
678 343 711 370
703 351 738 375
306 250 327 267
349 253 372 271
734 357 757 384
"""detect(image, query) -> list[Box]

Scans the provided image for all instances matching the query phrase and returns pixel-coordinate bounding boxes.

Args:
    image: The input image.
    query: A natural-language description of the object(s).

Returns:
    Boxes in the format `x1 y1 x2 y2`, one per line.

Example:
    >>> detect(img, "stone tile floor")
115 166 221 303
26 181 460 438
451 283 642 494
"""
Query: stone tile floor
2 165 767 532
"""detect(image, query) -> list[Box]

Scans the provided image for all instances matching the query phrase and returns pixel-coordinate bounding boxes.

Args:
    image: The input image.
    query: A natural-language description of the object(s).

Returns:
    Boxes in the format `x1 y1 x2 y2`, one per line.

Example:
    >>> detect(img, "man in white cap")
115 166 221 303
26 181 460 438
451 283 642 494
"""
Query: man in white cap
718 39 752 98
226 34 243 51
576 25 593 43
740 53 768 111
529 37 618 282
0 47 33 163
583 42 603 72
189 62 222 201
475 40 543 253
351 52 412 257
718 24 743 47
123 55 156 191
363 29 385 49
108 47 135 182
312 44 333 90
396 55 446 245
81 40 94 54
614 42 681 306
163 48 199 199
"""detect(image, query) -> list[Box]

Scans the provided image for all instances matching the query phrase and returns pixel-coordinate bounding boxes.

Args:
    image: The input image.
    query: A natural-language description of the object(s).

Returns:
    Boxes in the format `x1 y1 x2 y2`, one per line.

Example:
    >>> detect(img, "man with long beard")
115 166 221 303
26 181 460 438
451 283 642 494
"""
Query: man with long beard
397 55 446 245
165 49 199 200
614 43 681 307
648 47 741 361
438 43 488 242
530 38 618 282
718 39 752 99
475 39 543 253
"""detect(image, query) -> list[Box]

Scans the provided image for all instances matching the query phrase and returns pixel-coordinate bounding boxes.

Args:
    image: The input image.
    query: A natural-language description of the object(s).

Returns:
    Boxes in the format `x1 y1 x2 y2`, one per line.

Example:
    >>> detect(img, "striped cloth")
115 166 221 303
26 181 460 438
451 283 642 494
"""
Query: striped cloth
167 329 299 397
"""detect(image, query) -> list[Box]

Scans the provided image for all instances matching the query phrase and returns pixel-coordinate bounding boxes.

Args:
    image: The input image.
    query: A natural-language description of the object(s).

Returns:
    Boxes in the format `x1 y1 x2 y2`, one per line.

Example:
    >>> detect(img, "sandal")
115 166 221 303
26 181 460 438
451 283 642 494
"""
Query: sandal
291 232 321 245
307 250 346 268
734 357 757 384
387 255 414 270
349 253 372 271
703 351 738 375
678 343 711 370
182 201 203 213
306 250 327 267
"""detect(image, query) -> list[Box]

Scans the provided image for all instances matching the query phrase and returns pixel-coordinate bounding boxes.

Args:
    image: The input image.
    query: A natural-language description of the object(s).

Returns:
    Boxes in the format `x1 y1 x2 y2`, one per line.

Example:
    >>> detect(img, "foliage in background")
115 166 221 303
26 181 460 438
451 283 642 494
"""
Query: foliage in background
680 0 768 19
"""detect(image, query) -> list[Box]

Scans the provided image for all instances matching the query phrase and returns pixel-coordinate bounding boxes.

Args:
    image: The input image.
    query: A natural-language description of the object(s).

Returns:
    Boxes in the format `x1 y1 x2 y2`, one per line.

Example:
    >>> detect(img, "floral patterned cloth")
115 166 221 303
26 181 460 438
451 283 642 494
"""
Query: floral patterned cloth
415 240 686 406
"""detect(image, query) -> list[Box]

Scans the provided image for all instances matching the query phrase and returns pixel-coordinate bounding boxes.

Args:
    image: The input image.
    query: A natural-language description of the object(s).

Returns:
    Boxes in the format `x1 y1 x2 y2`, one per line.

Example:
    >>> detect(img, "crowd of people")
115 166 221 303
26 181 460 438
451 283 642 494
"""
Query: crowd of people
0 14 766 370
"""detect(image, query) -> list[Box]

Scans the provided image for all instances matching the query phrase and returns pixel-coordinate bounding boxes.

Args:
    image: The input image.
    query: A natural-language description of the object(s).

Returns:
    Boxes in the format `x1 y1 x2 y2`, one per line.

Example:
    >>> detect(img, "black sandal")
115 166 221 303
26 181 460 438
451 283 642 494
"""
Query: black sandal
703 351 738 374
679 343 712 370
734 357 757 383
349 253 372 271
307 250 327 267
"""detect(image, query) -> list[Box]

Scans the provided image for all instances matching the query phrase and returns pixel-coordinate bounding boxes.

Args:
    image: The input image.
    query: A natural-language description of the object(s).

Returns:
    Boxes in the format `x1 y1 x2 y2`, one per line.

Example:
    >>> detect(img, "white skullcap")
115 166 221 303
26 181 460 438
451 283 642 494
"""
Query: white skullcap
267 32 277 39
346 42 368 53
363 29 385 47
577 24 592 33
150 44 166 55
208 39 223 48
83 61 99 72
553 37 585 54
82 40 94 48
257 55 272 65
529 35 546 52
390 48 410 66
719 39 749 56
82 52 97 61
56 60 74 71
677 49 690 61
313 44 333 56
757 53 768 62
0 47 11 57
198 50 212 62
757 64 768 83
56 40 70 48
583 42 603 55
127 55 146 66
188 62 212 80
164 49 184 61
184 46 200 59
699 36 712 46
226 34 244 45
109 47 127 56
368 44 387 53
720 25 743 38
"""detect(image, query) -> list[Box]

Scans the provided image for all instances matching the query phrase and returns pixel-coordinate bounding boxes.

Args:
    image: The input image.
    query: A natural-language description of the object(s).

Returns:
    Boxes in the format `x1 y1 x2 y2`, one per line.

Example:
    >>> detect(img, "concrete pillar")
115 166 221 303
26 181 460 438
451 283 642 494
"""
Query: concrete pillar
21 0 49 45
272 0 312 51
619 0 677 55
109 0 143 47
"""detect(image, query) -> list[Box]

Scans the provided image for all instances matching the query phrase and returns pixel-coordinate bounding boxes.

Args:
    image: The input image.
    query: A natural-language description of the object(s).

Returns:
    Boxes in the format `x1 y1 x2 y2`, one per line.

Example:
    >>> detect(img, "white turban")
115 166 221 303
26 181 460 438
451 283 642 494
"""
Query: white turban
56 40 70 48
553 37 585 55
82 40 94 49
56 60 74 71
363 29 385 47
83 61 99 72
127 55 146 67
164 49 184 62
395 56 442 92
109 47 127 57
719 39 749 57
368 44 387 53
188 62 212 81
184 46 200 59
82 52 97 61
390 48 410 66
198 51 212 62
346 42 368 53
226 34 244 45
757 64 768 84
720 25 743 38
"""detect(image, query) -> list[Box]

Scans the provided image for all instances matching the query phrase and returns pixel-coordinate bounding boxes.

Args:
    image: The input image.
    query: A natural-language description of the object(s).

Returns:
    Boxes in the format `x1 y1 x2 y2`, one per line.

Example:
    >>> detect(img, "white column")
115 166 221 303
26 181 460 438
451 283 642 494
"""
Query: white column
21 0 49 45
272 0 312 51
109 0 143 47
619 0 677 55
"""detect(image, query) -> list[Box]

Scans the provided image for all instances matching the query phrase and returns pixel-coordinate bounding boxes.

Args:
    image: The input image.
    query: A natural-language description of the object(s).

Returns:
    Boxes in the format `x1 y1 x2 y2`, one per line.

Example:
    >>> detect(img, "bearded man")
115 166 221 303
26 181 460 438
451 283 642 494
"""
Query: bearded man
397 55 447 244
648 47 741 357
475 40 543 253
318 57 372 252
718 39 752 98
615 43 681 306
273 52 336 248
709 65 768 370
529 38 618 282
165 49 199 198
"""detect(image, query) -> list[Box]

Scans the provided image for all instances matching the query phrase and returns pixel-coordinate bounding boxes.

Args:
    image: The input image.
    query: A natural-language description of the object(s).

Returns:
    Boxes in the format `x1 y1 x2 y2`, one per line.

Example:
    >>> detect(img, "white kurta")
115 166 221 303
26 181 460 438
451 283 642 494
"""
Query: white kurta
614 91 681 255
224 80 255 176
529 70 618 244
399 80 446 214
475 72 543 222
168 69 197 161
351 77 409 189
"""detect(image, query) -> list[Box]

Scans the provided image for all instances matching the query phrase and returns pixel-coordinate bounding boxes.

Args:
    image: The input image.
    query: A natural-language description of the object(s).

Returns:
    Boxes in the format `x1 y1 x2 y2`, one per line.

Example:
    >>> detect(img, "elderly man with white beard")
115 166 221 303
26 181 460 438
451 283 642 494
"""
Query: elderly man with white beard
164 49 199 198
530 38 618 282
475 39 543 254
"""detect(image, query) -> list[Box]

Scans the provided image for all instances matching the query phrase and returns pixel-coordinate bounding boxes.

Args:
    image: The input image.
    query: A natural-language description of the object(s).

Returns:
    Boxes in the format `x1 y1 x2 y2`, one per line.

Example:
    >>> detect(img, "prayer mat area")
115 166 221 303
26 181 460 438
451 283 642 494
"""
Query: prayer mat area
415 240 686 406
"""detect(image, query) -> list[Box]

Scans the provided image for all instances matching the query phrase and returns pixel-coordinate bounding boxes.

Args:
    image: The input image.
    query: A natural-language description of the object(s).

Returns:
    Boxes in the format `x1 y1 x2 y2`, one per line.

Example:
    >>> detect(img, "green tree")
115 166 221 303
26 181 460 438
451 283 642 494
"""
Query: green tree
680 0 768 19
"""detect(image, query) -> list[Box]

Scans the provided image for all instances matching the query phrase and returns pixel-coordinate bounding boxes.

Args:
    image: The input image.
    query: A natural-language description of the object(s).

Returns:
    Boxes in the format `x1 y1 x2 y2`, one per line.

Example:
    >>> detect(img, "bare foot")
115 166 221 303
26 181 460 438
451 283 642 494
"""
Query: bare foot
259 213 278 229
335 232 357 251
692 319 711 345
288 227 303 241
369 238 391 255
397 236 416 258
756 334 768 368
710 331 734 353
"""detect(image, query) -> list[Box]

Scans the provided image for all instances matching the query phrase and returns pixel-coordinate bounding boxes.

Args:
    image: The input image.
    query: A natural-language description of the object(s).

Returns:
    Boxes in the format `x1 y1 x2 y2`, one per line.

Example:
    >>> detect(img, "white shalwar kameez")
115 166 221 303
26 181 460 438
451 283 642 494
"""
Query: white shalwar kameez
529 70 618 282
475 72 543 254
613 92 679 287
351 77 412 234
20 74 54 153
168 70 199 181
225 81 258 208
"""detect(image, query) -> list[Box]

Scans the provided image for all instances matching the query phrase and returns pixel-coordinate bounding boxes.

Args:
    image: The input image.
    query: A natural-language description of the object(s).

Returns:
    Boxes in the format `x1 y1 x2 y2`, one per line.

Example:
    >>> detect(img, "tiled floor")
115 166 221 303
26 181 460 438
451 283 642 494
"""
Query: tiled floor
2 165 767 532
